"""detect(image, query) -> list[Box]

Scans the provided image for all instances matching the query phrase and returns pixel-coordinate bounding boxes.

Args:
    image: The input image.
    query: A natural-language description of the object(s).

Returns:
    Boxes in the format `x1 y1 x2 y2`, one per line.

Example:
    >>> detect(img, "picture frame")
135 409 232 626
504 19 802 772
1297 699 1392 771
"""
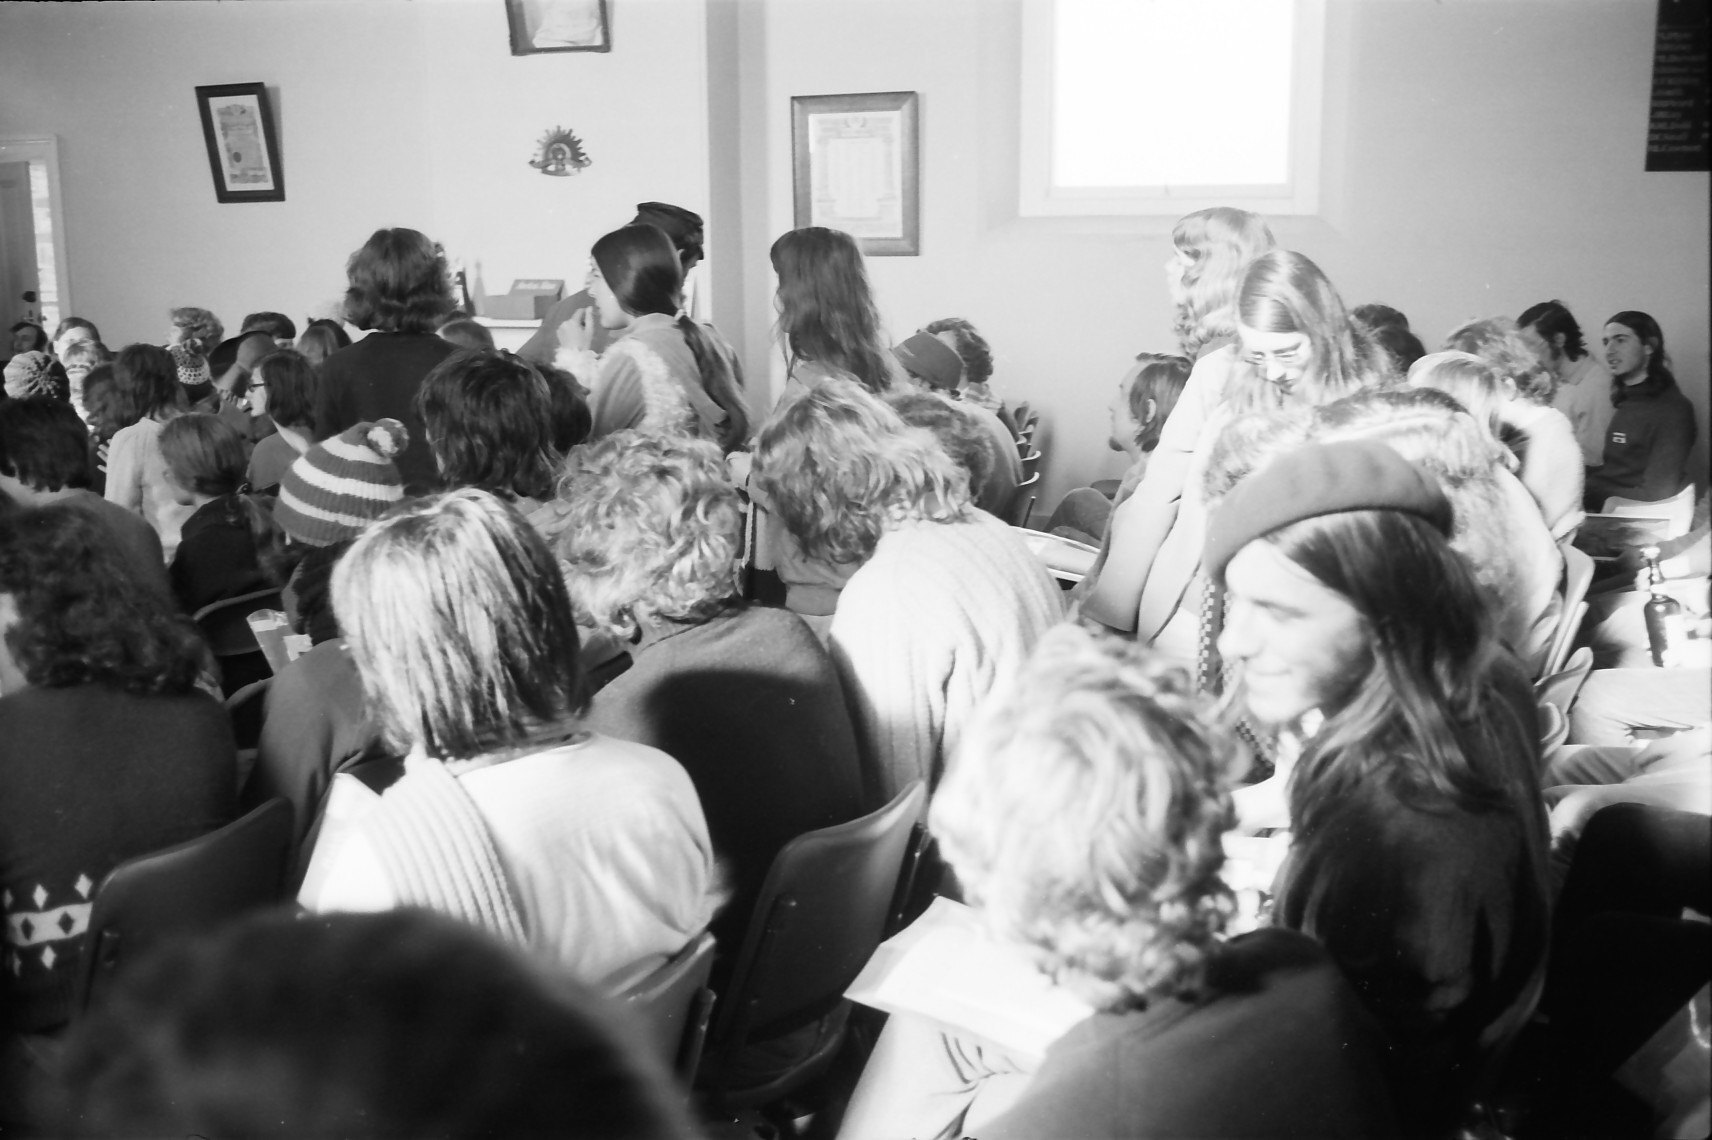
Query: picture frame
792 91 920 256
506 0 611 55
195 83 284 203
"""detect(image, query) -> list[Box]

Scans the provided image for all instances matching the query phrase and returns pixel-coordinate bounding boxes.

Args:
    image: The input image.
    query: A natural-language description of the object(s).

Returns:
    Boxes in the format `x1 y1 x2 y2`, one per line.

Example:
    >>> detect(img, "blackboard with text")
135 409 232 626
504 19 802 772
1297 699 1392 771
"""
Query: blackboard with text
1647 0 1709 171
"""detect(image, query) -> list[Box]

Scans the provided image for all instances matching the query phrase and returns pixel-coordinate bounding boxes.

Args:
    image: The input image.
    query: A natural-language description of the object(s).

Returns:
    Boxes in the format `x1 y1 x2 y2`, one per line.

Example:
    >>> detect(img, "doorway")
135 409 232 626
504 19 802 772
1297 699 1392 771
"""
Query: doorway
0 136 71 342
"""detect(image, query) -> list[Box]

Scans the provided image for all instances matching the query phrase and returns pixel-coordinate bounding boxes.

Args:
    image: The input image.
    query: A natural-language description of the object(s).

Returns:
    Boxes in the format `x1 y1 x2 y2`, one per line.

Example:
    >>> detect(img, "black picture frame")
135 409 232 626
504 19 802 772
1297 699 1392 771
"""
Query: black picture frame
506 0 612 55
195 83 284 204
791 91 920 256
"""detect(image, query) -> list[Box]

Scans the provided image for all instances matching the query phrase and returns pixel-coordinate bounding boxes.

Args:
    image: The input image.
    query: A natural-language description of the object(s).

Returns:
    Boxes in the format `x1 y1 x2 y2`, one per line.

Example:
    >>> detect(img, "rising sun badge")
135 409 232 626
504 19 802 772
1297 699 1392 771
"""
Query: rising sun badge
529 127 592 176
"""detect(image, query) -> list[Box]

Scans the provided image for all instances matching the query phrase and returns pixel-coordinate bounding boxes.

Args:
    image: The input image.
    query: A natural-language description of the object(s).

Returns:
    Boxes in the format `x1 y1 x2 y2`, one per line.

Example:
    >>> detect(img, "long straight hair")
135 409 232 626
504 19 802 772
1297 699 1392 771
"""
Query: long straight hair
1604 310 1678 404
594 224 750 450
1258 510 1538 829
1228 250 1391 414
769 227 894 393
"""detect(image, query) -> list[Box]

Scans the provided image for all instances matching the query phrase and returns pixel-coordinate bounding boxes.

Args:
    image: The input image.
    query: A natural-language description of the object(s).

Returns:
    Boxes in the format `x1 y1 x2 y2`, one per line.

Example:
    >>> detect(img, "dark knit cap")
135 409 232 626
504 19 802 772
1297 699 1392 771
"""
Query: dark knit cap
1204 439 1452 581
631 202 704 263
892 333 964 391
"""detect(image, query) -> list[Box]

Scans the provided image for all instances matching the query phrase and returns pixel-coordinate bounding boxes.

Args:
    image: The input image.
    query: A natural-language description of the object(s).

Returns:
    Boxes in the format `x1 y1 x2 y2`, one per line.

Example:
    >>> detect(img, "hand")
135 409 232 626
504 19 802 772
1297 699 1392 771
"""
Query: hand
559 307 595 353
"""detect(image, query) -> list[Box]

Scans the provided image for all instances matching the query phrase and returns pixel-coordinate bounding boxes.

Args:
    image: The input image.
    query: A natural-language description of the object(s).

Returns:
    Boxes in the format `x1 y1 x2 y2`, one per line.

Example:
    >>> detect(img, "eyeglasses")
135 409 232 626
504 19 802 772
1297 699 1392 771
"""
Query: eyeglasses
1241 344 1309 369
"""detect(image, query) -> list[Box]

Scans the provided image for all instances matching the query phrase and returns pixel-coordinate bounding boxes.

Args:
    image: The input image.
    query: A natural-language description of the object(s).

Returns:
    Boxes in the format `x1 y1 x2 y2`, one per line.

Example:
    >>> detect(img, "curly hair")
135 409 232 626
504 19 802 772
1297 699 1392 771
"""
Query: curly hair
1170 207 1276 360
169 307 224 358
932 624 1240 1011
416 350 559 502
343 228 454 334
884 390 991 502
548 431 742 639
752 377 969 566
1442 317 1556 406
0 505 205 694
332 489 588 761
1408 350 1516 463
1517 299 1587 362
769 227 895 393
922 318 993 388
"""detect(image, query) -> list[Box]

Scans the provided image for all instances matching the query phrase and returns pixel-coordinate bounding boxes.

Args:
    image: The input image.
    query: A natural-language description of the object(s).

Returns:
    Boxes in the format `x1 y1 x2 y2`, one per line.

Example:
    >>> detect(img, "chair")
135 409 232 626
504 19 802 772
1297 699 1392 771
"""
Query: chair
620 931 718 1084
697 780 927 1111
1009 471 1041 528
75 798 294 1015
1536 645 1594 731
1602 484 1696 538
225 677 273 794
1543 543 1595 678
193 587 285 696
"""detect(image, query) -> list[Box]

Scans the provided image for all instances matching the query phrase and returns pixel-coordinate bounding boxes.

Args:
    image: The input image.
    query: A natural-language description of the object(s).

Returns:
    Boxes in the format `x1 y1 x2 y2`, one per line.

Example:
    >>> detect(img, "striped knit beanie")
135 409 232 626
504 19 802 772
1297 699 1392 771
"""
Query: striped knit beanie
275 419 410 547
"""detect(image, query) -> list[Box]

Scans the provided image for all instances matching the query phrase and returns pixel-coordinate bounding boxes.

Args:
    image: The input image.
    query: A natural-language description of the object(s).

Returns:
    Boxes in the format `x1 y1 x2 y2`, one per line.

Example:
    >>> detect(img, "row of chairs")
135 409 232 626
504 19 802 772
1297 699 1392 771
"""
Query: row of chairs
70 776 931 1121
1010 401 1042 527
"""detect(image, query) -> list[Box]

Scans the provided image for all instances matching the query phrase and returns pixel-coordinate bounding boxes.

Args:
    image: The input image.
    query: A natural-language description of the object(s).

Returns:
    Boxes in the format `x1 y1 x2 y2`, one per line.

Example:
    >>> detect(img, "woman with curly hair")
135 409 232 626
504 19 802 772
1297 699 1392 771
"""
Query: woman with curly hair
769 226 902 393
838 625 1397 1140
166 306 224 402
0 505 234 1110
1441 316 1583 538
753 378 1061 799
314 228 457 494
552 431 863 950
102 343 189 546
1082 248 1389 670
555 224 749 452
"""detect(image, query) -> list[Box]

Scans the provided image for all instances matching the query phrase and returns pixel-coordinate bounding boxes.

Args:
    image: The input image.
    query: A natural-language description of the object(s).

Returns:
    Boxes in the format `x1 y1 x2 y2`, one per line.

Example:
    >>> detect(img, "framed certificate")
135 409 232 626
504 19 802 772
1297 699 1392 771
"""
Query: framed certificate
195 83 284 204
792 91 920 256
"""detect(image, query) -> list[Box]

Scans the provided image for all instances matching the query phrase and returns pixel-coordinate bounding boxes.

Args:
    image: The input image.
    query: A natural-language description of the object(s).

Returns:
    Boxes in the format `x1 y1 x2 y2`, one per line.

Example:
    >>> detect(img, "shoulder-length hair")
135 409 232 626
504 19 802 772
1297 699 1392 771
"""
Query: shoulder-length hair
1171 207 1276 360
1258 508 1538 827
158 414 294 586
1228 250 1391 415
594 224 750 450
1408 351 1516 462
933 624 1239 1010
111 344 188 427
332 489 588 761
549 431 743 639
0 397 93 492
753 377 969 566
296 319 351 366
1442 316 1556 406
0 504 205 694
769 227 895 393
254 348 319 432
415 350 559 502
1604 310 1678 404
1126 352 1192 453
343 228 454 335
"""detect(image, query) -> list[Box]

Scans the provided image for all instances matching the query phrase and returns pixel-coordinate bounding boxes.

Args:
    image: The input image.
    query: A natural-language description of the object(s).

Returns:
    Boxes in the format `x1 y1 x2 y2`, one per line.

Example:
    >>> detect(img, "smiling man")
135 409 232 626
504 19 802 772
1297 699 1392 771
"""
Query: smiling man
1205 438 1551 1136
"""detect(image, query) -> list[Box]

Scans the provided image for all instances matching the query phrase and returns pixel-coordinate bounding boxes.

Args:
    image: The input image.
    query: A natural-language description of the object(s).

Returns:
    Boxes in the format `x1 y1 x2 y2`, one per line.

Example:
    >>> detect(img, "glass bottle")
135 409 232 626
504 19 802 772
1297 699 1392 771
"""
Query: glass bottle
1641 545 1685 668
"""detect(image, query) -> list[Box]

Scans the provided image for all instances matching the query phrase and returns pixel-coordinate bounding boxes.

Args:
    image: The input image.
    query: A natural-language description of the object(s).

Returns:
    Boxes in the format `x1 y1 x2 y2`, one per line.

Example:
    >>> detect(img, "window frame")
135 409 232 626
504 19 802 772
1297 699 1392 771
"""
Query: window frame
1018 0 1326 217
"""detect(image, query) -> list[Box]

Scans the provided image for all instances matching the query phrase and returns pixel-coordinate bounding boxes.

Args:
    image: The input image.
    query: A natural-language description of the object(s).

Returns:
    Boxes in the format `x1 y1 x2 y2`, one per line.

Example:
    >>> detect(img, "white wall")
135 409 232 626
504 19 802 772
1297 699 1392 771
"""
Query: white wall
0 0 710 348
734 0 1709 511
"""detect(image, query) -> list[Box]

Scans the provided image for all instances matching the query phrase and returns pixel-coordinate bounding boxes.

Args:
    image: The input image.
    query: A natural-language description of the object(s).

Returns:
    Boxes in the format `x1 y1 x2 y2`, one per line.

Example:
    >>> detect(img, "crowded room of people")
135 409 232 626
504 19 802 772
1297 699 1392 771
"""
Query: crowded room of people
1 0 1708 1136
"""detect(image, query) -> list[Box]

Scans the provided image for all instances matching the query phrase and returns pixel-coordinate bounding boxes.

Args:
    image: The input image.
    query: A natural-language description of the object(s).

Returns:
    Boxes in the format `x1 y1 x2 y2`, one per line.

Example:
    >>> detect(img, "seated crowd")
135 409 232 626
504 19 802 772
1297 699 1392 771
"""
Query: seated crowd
0 202 1705 1138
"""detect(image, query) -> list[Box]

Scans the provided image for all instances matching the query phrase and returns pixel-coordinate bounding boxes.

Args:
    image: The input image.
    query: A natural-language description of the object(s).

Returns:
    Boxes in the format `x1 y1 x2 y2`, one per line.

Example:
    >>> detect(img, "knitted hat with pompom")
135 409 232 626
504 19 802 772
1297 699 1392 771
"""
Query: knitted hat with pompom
274 419 410 547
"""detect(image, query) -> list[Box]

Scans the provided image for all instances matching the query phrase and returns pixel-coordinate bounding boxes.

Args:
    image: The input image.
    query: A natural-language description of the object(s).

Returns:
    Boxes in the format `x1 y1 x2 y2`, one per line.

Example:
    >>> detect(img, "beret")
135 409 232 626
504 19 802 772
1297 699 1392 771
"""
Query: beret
1204 439 1452 581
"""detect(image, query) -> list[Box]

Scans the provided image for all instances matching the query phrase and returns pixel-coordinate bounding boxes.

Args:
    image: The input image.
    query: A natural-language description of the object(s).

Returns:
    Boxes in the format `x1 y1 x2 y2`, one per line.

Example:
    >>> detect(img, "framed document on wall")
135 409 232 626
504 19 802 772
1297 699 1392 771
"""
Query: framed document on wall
195 83 284 203
791 91 920 256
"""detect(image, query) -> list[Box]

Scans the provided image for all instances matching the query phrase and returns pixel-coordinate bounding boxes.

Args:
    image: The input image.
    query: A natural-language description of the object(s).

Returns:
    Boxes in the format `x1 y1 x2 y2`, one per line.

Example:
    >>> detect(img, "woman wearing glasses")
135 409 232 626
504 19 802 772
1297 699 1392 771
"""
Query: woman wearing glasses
1081 248 1389 671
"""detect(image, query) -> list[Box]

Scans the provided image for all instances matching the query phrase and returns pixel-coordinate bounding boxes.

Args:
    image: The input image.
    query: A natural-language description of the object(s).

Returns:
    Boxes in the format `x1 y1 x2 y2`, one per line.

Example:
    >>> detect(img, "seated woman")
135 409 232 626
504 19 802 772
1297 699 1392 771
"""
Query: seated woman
1584 310 1698 509
555 224 748 452
752 378 1063 799
1442 317 1584 539
159 414 292 617
415 350 560 527
302 488 718 988
244 348 320 495
839 625 1398 1140
0 505 234 1116
1048 351 1191 546
552 431 865 949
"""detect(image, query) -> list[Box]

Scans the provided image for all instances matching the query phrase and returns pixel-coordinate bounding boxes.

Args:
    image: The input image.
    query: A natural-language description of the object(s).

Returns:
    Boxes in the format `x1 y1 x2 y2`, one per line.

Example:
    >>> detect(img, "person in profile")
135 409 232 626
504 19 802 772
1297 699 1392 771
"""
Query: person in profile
53 908 699 1139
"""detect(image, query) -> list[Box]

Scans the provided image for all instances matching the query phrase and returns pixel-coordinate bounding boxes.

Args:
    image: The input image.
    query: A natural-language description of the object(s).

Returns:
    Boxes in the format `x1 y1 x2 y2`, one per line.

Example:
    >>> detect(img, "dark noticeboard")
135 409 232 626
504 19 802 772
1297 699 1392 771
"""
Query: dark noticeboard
1647 0 1710 172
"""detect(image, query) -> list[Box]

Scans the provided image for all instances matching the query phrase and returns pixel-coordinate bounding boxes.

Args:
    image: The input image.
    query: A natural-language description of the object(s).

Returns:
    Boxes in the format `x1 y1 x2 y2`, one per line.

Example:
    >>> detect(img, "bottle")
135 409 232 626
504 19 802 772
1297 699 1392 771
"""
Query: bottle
1641 545 1685 668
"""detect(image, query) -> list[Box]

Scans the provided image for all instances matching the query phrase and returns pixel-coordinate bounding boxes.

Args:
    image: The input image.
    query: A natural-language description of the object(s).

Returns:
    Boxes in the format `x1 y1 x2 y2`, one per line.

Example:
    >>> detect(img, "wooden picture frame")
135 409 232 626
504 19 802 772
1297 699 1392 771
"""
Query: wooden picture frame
506 0 612 55
792 91 920 256
194 83 284 203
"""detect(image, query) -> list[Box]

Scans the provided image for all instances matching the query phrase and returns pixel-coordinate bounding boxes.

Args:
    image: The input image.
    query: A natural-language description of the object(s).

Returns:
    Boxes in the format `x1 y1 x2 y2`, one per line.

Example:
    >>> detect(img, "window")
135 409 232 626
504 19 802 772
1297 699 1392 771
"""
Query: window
1019 0 1325 216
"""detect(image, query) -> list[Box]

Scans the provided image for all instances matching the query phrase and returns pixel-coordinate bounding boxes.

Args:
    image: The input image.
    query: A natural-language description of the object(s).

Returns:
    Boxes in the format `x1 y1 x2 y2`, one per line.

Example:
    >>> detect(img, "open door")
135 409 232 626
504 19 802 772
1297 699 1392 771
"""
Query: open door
0 136 71 339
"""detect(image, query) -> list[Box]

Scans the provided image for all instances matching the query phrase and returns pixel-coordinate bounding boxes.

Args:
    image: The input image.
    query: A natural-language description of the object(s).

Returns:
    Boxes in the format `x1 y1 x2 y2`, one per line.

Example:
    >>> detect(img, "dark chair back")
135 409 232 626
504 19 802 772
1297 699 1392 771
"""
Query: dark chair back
619 930 718 1084
193 588 285 697
75 798 294 1015
701 780 927 1106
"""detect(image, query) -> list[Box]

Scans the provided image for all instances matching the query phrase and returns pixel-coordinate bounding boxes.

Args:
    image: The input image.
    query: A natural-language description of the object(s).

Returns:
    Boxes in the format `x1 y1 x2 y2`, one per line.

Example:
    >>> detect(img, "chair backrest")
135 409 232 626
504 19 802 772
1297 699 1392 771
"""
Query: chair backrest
709 781 927 1055
193 588 285 659
1535 645 1594 731
619 931 718 1084
1601 484 1696 537
1010 471 1042 527
1543 543 1595 677
75 798 294 1015
225 676 272 755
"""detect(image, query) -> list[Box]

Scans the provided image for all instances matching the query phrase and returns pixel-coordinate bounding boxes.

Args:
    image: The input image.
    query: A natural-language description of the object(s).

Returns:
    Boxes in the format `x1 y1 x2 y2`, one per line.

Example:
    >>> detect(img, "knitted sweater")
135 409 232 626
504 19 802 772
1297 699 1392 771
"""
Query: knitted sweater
560 313 737 447
829 510 1064 801
0 685 235 1031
